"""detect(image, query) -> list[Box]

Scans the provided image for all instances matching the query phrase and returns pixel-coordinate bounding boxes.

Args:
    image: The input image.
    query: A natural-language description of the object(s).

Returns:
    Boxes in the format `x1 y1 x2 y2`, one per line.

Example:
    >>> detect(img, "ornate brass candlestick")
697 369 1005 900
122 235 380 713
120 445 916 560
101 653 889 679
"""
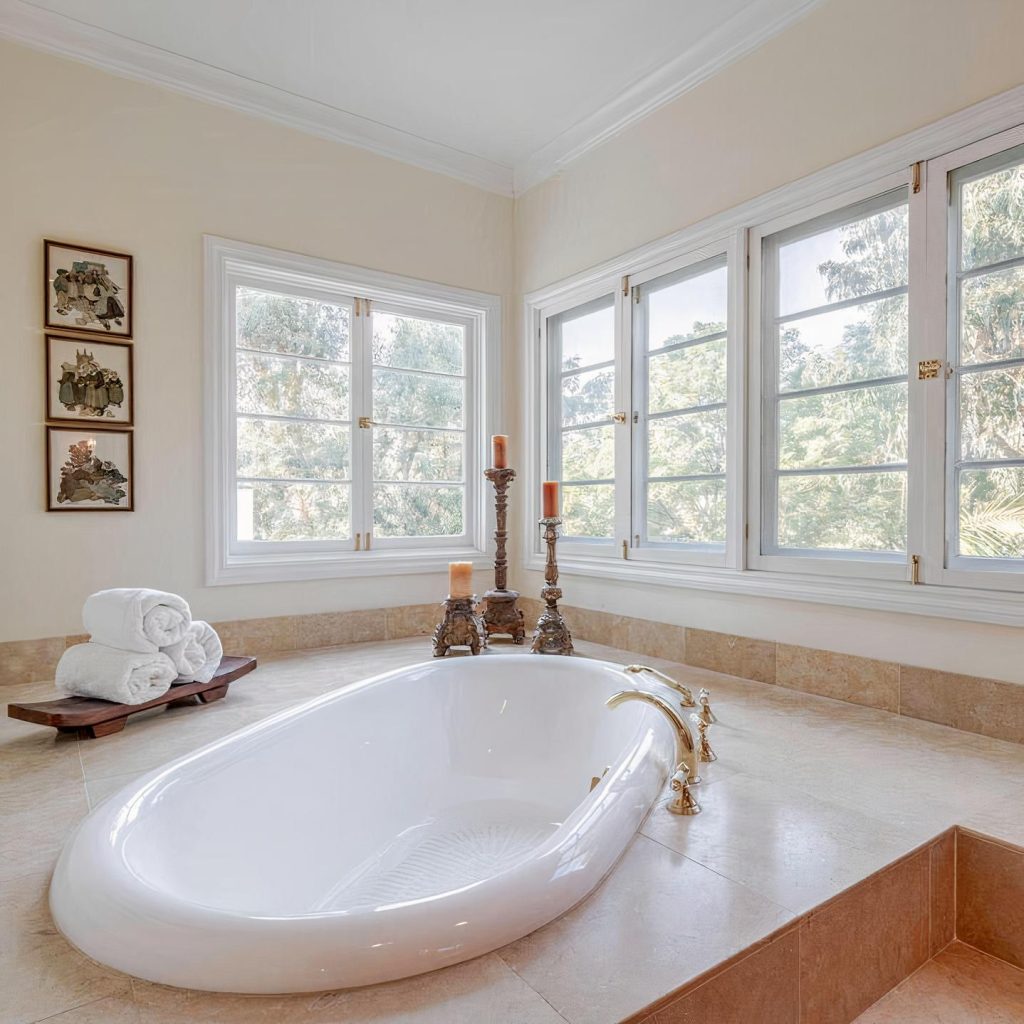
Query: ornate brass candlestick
531 516 573 655
482 467 526 644
432 596 486 657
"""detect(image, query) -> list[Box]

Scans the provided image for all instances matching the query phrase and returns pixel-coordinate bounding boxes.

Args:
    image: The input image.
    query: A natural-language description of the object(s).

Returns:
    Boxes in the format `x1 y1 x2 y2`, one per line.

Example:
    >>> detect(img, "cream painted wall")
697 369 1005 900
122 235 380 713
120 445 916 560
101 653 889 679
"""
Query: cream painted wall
0 40 513 643
510 0 1024 682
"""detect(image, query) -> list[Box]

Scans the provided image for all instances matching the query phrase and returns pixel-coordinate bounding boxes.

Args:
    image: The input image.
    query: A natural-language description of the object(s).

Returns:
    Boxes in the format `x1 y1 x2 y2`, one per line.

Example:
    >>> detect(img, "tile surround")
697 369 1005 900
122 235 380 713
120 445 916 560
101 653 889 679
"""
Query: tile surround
2 603 1021 753
956 830 1024 970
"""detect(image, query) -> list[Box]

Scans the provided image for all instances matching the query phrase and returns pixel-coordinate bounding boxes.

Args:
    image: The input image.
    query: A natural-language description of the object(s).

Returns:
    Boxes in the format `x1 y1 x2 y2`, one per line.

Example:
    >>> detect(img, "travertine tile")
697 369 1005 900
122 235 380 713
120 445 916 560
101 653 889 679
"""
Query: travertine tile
64 633 91 648
929 831 955 956
957 831 1024 969
636 929 799 1024
900 666 1024 745
45 994 142 1022
852 941 1024 1023
385 602 441 640
0 872 131 1023
684 629 776 684
776 644 898 712
562 606 628 649
0 635 65 686
498 835 793 1024
642 773 917 915
210 615 299 655
799 849 930 1024
293 609 380 650
625 619 686 663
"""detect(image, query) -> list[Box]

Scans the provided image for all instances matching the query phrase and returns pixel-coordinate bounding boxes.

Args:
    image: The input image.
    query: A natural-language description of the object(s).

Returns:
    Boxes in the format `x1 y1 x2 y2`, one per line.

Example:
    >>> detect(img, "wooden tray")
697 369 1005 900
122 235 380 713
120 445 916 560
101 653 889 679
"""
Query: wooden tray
6 655 257 738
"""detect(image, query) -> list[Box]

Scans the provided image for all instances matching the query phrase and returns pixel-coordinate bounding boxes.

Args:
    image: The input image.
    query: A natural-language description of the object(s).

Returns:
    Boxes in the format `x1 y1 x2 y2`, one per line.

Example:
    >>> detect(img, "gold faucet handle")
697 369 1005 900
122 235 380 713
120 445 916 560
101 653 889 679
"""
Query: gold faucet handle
623 664 696 707
690 714 718 764
698 688 717 724
668 766 701 815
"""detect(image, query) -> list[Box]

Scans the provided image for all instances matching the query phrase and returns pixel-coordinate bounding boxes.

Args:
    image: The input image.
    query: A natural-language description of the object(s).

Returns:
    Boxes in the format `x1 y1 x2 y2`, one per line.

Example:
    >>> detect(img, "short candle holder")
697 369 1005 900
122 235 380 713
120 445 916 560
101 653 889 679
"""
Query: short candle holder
482 467 526 644
531 516 573 656
433 595 487 657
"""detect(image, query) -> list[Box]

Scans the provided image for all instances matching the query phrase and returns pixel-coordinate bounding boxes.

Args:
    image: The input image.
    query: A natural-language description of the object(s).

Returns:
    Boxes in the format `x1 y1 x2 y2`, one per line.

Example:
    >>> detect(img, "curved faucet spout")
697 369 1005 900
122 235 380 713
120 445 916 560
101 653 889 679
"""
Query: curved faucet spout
623 665 696 707
606 689 699 784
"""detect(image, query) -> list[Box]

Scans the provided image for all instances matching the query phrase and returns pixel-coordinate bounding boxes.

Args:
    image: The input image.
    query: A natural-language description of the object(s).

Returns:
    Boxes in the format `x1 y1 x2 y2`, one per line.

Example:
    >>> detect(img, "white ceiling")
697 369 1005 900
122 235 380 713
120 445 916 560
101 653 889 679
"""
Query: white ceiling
0 0 823 194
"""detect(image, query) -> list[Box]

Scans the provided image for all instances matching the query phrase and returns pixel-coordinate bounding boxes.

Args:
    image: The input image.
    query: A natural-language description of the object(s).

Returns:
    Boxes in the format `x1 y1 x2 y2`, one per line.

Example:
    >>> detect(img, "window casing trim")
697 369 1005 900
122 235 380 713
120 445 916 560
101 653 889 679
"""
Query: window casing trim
205 236 501 585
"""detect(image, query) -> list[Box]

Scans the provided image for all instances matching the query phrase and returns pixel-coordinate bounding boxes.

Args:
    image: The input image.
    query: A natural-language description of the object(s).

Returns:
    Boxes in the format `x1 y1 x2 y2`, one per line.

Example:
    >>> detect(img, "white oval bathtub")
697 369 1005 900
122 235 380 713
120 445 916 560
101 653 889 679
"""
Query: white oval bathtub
50 655 675 993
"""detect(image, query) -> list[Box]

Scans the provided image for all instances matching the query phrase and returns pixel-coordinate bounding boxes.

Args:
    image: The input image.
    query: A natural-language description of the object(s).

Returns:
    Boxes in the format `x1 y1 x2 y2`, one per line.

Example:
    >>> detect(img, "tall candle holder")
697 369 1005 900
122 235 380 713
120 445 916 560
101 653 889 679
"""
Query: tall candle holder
531 516 574 655
482 467 526 644
433 595 486 657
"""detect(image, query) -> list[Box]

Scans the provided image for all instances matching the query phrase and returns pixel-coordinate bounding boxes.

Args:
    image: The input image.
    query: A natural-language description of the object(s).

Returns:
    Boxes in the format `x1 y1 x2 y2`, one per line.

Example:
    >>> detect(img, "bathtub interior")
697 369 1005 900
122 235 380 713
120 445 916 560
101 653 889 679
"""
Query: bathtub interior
117 657 662 916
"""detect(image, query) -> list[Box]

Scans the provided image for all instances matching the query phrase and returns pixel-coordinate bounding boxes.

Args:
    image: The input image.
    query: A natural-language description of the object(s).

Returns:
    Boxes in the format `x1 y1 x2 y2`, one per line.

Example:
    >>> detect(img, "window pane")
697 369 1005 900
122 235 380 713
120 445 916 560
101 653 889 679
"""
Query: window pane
562 366 615 426
960 158 1024 271
238 482 350 541
960 265 1024 365
779 295 907 392
236 418 350 480
562 425 614 481
647 479 725 545
648 409 726 477
648 338 726 413
778 203 908 316
959 467 1024 558
562 484 614 539
236 287 350 361
646 264 727 351
777 472 906 552
236 352 349 420
778 382 908 470
373 484 463 537
372 313 464 375
373 427 462 483
373 369 463 429
558 301 614 371
959 367 1024 462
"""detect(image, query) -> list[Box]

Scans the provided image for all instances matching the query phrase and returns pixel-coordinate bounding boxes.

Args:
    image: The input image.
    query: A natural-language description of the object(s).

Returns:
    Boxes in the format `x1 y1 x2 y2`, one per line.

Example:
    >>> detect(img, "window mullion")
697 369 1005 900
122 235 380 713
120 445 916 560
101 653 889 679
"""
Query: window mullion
351 296 372 546
616 282 635 554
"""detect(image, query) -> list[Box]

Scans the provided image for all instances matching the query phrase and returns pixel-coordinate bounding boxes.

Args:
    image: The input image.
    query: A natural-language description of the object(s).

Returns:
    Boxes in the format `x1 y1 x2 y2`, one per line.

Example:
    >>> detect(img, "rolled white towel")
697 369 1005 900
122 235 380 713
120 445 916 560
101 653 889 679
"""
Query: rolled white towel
83 588 192 654
56 642 178 705
163 621 223 685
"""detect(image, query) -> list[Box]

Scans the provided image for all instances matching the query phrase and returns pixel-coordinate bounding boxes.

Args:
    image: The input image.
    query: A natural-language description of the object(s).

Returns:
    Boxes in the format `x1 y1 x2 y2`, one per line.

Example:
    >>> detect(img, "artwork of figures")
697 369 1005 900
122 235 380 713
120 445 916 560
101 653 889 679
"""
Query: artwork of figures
47 428 133 511
45 240 133 337
46 335 133 426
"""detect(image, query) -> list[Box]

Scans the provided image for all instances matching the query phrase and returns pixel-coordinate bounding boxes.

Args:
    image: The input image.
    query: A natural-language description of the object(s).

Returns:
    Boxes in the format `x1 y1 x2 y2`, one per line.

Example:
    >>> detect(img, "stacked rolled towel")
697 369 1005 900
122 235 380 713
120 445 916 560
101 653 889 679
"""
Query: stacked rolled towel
55 588 224 705
161 620 223 685
56 643 178 705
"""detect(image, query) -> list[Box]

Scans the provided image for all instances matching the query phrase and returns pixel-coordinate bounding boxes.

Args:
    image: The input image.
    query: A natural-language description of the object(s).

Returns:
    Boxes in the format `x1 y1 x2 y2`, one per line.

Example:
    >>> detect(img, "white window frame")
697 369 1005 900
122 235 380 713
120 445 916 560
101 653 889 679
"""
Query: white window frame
205 236 501 585
522 85 1024 627
748 172 913 582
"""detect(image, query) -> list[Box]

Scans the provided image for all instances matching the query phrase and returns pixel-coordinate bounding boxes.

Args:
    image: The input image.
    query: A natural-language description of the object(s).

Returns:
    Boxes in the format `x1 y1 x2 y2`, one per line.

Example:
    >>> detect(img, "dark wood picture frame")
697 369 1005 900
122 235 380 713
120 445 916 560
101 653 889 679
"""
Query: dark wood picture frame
45 334 134 428
44 239 133 339
46 426 134 512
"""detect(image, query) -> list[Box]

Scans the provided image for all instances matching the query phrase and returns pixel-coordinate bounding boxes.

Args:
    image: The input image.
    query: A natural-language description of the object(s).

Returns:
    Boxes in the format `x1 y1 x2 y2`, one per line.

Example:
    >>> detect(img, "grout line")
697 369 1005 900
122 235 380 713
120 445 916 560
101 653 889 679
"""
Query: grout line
495 954 572 1023
32 993 121 1023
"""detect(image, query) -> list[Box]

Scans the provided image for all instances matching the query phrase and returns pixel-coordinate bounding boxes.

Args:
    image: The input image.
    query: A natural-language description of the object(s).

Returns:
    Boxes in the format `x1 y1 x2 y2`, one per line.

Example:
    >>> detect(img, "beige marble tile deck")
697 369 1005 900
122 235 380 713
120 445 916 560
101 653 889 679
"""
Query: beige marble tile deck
3 636 1024 1023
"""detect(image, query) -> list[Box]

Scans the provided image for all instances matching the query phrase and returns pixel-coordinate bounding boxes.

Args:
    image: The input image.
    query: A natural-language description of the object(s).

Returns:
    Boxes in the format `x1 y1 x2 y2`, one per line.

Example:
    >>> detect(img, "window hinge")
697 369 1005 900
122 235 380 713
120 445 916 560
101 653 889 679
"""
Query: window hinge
621 275 629 297
621 539 628 559
632 411 639 424
911 161 922 194
911 554 921 585
364 532 372 551
633 286 640 304
746 251 750 270
354 533 362 552
354 297 361 317
745 523 749 540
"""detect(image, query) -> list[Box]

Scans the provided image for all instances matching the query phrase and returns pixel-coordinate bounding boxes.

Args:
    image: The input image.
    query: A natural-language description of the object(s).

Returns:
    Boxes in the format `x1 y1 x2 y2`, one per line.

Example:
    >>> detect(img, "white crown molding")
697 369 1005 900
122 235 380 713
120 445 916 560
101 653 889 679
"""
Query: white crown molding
512 0 826 194
0 0 516 196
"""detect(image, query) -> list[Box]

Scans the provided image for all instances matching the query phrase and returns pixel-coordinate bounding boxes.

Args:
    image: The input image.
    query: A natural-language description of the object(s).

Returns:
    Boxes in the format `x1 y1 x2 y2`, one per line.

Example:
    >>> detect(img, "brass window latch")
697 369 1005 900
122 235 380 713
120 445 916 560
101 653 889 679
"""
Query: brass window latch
918 359 942 380
358 416 376 429
611 412 627 423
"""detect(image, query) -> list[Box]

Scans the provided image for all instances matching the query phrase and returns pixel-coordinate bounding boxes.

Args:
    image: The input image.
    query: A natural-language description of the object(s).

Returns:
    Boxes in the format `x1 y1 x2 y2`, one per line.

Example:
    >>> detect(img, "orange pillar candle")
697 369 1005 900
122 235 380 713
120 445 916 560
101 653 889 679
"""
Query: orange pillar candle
542 481 560 518
449 561 473 599
492 434 508 469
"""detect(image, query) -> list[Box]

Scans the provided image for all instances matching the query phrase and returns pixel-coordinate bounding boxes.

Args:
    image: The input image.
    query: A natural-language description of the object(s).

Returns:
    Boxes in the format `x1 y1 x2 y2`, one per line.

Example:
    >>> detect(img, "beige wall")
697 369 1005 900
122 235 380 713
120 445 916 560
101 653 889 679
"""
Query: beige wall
0 40 513 643
510 0 1024 682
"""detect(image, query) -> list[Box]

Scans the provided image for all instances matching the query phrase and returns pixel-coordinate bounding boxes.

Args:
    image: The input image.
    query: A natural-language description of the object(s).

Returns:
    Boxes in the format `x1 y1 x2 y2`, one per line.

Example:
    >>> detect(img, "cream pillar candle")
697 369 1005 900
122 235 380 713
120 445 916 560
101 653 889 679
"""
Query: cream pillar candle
448 561 473 598
491 434 508 469
542 481 560 518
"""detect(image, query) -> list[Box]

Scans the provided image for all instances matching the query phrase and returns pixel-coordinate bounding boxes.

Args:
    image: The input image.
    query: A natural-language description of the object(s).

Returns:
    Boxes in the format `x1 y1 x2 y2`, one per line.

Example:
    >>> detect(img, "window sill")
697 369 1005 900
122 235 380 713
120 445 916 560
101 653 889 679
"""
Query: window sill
209 546 490 586
523 553 1024 627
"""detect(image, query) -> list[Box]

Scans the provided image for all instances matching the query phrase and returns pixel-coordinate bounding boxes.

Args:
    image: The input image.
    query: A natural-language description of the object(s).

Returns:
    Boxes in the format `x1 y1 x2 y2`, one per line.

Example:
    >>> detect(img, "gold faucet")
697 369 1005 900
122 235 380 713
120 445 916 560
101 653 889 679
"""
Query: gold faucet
606 689 700 798
623 664 696 707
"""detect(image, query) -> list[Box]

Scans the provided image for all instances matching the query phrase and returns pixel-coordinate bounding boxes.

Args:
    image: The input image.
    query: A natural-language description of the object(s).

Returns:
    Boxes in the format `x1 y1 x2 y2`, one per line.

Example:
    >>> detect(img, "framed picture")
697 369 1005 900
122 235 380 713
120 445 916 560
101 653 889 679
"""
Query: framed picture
45 335 133 427
47 427 133 511
44 240 133 338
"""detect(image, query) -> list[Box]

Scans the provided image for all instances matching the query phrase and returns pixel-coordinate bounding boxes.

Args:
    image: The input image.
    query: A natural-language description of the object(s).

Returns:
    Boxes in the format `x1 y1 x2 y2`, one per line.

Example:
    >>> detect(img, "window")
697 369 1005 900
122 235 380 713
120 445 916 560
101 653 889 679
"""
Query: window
206 237 499 584
527 100 1024 622
757 187 910 573
539 240 739 567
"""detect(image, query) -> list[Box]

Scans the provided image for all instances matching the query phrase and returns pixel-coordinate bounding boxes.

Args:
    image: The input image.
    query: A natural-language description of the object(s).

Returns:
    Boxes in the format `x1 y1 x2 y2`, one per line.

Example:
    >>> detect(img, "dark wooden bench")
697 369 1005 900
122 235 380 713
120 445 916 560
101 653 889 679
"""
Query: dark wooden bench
6 655 257 738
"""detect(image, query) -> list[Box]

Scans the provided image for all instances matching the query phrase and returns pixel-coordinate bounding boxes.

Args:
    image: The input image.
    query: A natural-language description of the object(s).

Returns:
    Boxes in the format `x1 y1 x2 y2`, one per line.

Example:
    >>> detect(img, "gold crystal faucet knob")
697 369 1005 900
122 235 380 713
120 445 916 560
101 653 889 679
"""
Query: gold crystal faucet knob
697 688 717 725
691 715 717 763
668 765 701 815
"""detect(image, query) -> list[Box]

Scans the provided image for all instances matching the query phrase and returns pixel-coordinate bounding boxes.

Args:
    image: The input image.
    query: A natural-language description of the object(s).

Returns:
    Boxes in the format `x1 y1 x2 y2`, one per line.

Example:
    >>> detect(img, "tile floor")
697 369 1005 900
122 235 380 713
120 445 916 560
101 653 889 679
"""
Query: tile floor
3 637 1024 1023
